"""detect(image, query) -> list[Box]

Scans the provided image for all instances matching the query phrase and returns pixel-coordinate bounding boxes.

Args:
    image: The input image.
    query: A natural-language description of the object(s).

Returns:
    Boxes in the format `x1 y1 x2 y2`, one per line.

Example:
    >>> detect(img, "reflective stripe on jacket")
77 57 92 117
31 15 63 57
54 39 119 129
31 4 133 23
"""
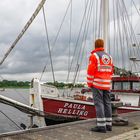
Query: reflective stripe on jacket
87 48 113 90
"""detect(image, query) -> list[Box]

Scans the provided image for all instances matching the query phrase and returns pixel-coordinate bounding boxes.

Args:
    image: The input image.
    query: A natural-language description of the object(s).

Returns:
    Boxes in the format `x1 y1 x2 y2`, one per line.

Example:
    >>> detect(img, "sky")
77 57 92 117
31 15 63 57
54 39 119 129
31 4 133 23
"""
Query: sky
0 0 140 82
0 0 90 82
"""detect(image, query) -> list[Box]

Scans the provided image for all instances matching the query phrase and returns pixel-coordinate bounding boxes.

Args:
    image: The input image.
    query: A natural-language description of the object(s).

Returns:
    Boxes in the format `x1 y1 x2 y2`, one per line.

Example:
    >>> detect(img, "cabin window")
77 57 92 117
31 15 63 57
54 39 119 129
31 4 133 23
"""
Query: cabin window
133 82 140 91
122 82 130 90
113 82 122 90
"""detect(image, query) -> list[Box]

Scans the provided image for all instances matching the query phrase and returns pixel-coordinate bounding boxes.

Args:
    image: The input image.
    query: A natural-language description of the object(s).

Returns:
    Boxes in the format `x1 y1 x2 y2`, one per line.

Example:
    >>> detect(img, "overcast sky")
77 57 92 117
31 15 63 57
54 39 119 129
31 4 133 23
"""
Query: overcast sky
0 0 140 82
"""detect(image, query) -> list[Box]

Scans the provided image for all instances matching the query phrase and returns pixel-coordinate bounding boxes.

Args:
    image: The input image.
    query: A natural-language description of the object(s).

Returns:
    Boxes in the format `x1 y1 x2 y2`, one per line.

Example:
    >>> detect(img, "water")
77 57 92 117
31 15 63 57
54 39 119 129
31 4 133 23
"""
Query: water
0 89 30 133
0 88 83 133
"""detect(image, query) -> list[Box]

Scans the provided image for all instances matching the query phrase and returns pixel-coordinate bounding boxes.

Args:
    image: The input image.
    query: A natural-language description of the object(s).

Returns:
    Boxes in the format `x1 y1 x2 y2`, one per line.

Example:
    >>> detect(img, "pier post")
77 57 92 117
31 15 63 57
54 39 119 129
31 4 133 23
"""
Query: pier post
111 101 128 126
29 115 34 128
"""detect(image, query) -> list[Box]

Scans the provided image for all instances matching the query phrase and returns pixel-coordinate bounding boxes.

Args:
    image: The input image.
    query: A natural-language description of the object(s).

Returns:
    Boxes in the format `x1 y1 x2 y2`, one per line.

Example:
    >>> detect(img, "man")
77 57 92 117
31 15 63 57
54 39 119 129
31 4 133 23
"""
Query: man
87 39 114 133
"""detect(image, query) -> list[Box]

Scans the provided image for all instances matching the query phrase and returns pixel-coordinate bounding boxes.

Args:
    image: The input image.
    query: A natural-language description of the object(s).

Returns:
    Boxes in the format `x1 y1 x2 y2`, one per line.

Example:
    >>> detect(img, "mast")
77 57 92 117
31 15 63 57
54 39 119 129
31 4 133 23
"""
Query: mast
103 0 109 52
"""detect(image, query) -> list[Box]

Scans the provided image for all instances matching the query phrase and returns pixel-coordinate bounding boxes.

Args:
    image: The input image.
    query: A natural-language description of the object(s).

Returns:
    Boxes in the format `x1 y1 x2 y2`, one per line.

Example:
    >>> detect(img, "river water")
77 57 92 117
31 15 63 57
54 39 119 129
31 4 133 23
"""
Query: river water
0 88 82 134
0 88 100 133
0 89 30 133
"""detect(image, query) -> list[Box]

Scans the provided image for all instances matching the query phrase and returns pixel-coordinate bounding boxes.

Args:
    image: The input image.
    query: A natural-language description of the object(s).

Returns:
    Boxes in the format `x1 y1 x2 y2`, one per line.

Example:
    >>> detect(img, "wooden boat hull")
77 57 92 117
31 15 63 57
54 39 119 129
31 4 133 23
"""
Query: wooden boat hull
42 97 140 125
42 97 96 125
29 78 140 126
117 106 140 114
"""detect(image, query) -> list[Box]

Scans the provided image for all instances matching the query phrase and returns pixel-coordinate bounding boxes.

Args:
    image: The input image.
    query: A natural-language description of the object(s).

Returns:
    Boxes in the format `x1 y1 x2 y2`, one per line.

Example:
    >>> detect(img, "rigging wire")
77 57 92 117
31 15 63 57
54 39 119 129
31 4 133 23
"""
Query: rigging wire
78 0 95 70
119 0 134 72
132 1 140 31
108 0 111 54
122 0 140 74
40 0 140 84
73 0 94 85
116 1 125 69
73 1 93 85
119 0 131 70
112 0 118 66
71 0 91 84
40 0 72 82
111 0 140 76
133 61 139 75
132 0 140 17
122 2 136 50
77 1 95 81
62 0 91 94
122 0 140 57
115 1 120 68
95 0 99 38
94 0 98 39
40 65 47 81
116 0 131 71
121 13 133 72
65 0 90 83
92 0 96 41
98 0 103 38
68 0 73 82
42 6 55 83
0 110 23 130
76 0 93 66
52 0 72 50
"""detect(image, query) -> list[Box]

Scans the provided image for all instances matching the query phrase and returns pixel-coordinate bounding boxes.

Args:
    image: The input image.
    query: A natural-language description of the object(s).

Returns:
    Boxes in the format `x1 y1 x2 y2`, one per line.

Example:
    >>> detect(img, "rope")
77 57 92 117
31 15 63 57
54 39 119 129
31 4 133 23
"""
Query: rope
0 0 46 65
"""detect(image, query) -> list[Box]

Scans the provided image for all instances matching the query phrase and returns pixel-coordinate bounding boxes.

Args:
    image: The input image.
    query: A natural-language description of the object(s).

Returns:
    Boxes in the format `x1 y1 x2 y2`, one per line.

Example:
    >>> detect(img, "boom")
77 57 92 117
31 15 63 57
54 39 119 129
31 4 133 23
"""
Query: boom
0 0 46 65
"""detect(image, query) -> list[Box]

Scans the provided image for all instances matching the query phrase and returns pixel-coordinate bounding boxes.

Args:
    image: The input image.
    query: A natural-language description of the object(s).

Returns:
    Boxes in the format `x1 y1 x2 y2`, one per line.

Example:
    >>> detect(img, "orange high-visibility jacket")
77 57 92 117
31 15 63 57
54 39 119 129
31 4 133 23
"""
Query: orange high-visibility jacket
87 48 114 90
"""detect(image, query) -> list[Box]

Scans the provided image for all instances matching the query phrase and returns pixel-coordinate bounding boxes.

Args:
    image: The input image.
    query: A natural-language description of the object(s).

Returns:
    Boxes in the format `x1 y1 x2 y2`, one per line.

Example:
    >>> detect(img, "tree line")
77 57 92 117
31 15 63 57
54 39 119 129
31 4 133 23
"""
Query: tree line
0 80 85 88
0 68 136 88
46 81 84 88
0 80 30 88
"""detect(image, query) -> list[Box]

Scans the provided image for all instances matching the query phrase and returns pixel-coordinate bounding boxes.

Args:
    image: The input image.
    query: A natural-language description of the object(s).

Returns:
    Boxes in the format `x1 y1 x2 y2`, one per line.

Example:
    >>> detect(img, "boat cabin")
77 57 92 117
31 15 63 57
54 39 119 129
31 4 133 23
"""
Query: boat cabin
111 76 140 107
112 76 140 93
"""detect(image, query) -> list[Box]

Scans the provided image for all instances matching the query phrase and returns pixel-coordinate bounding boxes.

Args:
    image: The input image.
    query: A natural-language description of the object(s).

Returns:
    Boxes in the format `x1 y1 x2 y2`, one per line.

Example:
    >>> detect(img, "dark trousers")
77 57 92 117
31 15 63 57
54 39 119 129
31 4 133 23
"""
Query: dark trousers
91 87 112 127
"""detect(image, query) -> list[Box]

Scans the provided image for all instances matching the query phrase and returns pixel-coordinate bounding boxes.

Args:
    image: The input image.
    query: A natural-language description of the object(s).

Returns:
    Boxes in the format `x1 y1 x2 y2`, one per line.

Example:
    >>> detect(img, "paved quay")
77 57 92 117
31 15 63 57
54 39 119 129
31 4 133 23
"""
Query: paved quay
0 111 140 140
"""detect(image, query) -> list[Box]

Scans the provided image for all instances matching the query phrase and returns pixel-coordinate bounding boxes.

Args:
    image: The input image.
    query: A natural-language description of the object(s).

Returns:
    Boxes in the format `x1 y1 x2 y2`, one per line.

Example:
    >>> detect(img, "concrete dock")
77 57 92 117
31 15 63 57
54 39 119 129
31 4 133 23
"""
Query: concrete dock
0 111 140 140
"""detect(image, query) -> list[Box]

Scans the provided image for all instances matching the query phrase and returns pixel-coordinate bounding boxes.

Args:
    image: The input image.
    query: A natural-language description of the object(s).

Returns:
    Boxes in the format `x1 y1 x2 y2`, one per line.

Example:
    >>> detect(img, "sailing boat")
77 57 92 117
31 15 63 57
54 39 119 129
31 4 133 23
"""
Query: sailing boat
28 0 140 125
0 0 140 127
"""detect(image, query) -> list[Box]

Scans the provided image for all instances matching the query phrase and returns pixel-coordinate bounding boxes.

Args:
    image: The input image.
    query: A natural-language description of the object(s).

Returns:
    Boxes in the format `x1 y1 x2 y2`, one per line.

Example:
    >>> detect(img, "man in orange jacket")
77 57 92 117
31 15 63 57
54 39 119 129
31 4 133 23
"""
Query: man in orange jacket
87 39 114 133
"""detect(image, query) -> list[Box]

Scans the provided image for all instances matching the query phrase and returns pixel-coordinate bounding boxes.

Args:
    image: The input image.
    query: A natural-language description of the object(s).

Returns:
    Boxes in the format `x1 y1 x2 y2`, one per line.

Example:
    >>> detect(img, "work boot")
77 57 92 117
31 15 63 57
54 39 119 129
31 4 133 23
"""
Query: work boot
90 126 106 133
106 125 112 131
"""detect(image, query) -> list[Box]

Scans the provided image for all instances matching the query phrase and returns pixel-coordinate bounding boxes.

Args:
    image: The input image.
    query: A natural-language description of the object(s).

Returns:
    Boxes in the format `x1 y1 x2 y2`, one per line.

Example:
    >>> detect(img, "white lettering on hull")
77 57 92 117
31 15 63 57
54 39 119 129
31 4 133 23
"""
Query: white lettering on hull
57 102 89 116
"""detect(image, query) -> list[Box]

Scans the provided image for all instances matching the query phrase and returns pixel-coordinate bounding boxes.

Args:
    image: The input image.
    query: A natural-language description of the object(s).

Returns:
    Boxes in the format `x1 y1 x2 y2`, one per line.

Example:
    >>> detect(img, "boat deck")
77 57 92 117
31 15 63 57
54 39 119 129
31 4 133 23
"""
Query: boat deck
1 111 140 140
